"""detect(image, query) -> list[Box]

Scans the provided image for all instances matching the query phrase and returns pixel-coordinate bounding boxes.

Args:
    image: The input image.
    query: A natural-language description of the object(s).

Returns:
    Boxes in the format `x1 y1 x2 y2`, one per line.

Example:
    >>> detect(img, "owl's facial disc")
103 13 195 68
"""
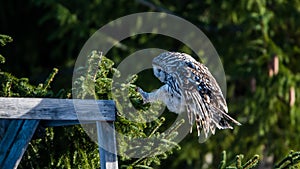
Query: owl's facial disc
153 66 168 83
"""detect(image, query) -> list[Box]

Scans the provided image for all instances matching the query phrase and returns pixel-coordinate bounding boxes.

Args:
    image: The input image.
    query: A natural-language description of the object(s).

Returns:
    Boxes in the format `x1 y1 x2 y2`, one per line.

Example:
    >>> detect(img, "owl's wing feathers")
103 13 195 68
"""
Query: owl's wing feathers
176 59 240 139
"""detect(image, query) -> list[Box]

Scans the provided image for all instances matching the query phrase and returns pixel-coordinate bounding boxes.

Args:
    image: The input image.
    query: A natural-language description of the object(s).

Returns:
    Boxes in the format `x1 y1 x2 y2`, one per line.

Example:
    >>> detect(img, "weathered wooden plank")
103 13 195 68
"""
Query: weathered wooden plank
0 97 115 121
2 120 39 169
97 122 119 169
41 120 100 127
41 120 81 127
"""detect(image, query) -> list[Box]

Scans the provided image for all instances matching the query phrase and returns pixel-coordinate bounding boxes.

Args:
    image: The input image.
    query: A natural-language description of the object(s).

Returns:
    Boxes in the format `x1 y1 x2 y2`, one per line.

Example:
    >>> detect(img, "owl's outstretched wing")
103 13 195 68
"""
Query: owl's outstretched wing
176 58 241 142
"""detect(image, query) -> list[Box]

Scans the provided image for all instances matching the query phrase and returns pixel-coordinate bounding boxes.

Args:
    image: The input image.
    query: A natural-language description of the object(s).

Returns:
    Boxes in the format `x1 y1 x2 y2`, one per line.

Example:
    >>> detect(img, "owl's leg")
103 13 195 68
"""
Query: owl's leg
137 85 170 103
137 85 183 113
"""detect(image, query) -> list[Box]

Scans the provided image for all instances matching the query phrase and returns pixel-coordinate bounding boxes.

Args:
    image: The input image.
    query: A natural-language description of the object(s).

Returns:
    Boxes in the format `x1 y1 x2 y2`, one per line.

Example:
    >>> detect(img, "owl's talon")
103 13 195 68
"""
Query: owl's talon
136 87 149 104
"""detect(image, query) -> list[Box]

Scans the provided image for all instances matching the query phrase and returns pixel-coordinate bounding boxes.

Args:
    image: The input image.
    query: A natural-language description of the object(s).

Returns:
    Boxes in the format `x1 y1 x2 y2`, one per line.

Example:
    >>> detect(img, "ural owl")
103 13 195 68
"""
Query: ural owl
138 52 241 142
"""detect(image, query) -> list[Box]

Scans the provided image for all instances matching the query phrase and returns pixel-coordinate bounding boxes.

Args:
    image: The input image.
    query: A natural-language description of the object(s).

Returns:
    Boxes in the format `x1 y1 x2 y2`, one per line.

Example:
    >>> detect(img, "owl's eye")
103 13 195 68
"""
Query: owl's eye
154 68 162 74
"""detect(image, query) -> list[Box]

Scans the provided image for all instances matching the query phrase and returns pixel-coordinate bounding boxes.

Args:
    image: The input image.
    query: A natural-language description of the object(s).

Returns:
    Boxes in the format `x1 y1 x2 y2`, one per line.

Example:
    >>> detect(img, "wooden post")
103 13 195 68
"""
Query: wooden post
0 97 118 169
97 121 118 169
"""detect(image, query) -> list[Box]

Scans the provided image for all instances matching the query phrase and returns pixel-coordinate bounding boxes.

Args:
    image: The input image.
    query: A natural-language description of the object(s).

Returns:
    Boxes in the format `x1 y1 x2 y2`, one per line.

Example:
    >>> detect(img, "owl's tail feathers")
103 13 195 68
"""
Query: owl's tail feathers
215 111 242 130
197 112 241 143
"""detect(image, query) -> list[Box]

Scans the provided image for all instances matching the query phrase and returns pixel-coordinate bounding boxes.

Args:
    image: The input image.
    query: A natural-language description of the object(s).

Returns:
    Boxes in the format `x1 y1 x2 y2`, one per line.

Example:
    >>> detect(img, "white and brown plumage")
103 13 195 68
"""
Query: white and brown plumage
138 52 241 143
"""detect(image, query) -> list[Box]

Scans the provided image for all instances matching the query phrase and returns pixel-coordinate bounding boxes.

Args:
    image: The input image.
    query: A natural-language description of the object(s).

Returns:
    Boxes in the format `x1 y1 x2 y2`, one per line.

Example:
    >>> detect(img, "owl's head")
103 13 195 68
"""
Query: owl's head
152 52 177 83
152 52 190 83
152 52 184 83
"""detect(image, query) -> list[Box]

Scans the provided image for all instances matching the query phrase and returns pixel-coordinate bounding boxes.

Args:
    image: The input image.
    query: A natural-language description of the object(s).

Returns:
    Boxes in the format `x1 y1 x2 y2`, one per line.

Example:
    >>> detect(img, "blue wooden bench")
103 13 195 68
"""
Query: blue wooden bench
0 97 118 169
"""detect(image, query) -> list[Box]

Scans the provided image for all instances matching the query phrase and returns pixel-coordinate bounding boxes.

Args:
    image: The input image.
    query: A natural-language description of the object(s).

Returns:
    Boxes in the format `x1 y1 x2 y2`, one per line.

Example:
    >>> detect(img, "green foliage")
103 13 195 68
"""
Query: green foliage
23 126 101 169
0 69 58 97
0 35 57 97
211 0 300 161
275 151 300 169
0 34 13 47
218 151 259 169
0 34 12 64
